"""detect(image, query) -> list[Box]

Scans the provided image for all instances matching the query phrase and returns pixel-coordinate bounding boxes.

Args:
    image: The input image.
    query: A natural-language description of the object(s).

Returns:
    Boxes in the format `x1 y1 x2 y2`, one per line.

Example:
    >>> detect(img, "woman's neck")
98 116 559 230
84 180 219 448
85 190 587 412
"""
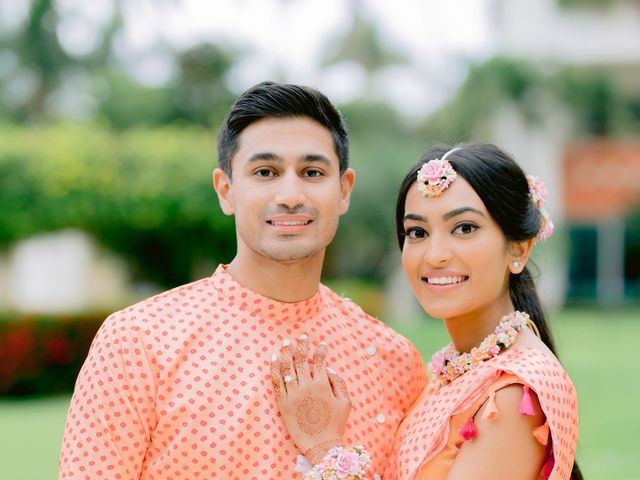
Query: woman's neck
444 297 515 353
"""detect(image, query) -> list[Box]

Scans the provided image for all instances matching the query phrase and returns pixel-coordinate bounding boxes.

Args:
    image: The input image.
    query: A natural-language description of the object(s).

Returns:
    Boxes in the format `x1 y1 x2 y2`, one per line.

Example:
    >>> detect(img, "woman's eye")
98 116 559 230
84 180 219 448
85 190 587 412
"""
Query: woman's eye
453 223 479 235
405 227 427 239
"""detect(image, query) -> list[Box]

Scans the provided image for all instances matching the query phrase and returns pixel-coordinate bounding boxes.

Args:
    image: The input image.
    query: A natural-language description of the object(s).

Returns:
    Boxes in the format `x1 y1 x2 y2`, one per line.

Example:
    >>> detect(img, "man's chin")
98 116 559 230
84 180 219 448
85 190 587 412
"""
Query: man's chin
259 246 323 264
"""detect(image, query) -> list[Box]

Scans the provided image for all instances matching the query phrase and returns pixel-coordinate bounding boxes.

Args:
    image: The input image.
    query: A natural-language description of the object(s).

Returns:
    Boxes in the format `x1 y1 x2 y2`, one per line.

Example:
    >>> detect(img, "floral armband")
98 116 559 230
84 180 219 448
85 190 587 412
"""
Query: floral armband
302 445 371 480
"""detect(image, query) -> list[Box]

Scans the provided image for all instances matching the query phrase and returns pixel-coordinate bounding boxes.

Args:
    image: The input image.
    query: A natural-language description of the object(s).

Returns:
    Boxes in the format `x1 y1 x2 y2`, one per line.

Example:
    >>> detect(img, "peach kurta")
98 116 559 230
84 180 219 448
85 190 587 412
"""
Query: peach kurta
59 265 427 480
386 346 578 480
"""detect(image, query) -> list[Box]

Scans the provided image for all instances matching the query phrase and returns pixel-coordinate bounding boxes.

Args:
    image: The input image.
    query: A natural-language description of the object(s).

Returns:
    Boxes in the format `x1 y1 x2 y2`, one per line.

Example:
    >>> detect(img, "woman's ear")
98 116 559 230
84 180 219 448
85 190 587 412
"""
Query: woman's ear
508 238 535 274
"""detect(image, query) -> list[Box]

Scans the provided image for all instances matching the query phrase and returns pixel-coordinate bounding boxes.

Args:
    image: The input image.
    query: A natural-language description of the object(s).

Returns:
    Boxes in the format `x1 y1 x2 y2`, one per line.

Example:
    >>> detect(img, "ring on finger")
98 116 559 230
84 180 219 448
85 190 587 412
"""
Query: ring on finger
284 374 297 383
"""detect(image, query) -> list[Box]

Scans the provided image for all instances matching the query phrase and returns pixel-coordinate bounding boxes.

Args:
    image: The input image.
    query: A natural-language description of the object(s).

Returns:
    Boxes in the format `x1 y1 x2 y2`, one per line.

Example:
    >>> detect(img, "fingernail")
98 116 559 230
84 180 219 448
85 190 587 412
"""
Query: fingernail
299 334 308 341
327 367 336 374
271 354 278 362
282 339 291 347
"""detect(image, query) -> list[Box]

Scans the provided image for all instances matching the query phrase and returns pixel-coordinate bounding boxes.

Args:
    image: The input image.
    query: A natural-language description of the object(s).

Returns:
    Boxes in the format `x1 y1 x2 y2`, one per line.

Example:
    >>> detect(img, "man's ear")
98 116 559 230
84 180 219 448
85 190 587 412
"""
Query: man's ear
338 168 356 215
212 168 234 215
508 238 535 274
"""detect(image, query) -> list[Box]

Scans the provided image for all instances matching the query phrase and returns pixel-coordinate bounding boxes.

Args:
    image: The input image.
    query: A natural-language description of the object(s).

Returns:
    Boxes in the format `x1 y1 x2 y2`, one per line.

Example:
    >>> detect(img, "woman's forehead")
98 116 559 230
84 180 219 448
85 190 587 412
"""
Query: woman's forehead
405 176 486 215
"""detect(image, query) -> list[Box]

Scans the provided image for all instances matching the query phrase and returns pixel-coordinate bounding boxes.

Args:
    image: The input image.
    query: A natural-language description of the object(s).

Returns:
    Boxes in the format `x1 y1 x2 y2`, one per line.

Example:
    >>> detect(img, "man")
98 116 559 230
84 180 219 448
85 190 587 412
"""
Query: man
59 81 427 480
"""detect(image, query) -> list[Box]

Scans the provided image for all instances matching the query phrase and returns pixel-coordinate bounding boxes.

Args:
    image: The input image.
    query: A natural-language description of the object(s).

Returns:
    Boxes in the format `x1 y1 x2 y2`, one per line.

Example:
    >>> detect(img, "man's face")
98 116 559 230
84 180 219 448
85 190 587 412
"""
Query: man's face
214 117 354 264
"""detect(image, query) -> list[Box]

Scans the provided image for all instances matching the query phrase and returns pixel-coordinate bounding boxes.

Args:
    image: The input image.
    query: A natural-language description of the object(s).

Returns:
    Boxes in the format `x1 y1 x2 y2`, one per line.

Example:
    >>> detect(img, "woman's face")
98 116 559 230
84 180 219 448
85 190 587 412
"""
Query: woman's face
401 176 516 321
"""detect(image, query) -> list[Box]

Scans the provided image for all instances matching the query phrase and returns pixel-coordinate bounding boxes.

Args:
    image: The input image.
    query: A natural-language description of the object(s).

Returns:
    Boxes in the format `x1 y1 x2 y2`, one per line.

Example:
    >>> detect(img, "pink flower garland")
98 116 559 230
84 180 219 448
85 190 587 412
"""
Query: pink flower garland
429 311 529 385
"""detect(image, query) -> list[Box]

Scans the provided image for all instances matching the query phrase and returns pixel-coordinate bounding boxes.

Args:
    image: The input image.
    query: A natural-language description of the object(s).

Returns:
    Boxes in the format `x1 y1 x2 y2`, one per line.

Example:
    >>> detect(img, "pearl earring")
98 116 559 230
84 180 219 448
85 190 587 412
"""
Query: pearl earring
513 261 521 268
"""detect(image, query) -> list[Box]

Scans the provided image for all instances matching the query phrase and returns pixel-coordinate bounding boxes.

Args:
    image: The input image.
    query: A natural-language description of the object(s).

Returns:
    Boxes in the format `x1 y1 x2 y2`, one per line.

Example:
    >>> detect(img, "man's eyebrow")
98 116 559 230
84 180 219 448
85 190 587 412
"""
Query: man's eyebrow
246 153 332 165
247 152 282 163
301 154 332 165
442 207 486 221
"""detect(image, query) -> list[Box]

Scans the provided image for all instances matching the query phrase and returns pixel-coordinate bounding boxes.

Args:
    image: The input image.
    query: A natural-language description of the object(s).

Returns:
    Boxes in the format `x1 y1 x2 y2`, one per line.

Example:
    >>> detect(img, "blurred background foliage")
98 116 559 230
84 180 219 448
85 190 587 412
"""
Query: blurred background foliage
1 0 639 289
424 56 640 140
0 124 234 286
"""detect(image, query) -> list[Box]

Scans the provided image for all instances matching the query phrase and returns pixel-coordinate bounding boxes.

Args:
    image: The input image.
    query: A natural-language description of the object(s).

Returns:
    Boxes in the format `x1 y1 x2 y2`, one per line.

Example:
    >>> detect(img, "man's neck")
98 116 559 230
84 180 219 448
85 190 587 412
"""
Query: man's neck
226 253 324 303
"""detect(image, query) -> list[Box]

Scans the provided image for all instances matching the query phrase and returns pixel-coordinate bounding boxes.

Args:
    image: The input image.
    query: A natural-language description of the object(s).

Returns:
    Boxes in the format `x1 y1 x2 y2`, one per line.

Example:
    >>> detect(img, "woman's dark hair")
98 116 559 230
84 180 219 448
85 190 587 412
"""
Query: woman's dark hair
217 81 349 177
395 143 583 480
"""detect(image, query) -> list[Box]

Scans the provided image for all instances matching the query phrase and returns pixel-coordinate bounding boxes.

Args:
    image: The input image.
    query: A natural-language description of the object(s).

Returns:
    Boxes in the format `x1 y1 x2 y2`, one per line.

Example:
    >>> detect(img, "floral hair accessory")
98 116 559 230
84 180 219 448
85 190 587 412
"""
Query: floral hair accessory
526 175 554 242
416 147 460 197
300 445 371 480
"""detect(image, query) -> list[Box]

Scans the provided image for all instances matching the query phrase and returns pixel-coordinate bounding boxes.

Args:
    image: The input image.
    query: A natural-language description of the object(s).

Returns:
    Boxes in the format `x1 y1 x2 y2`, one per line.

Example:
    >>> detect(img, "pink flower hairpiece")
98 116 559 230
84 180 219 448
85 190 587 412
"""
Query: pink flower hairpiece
526 175 554 242
417 148 460 197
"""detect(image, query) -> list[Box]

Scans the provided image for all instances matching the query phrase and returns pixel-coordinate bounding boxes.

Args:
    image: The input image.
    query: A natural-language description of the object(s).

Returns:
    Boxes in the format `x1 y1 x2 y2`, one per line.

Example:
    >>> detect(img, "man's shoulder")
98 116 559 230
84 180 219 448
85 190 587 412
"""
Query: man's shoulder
108 276 215 323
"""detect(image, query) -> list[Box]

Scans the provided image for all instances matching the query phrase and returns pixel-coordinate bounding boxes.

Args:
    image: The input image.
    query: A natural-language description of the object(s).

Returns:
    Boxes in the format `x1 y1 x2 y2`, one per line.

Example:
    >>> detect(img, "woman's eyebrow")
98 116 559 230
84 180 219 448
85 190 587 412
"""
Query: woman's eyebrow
403 213 427 223
442 207 486 221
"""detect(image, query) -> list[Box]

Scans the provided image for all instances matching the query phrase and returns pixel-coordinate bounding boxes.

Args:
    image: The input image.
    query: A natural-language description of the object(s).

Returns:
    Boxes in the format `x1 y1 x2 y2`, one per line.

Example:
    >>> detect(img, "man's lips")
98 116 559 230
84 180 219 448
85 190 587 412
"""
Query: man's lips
266 216 313 233
266 216 313 226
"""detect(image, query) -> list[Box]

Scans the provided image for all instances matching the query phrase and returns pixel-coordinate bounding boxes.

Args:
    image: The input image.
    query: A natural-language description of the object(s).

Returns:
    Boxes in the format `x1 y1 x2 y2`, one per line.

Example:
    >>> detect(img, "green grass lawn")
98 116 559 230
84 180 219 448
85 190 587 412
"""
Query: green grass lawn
1 308 637 479
0 395 70 480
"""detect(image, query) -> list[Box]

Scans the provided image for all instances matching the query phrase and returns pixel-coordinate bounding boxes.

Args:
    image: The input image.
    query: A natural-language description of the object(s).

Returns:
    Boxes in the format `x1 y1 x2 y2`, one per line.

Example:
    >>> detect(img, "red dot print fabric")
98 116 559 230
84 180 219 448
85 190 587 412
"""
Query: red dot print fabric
59 265 428 480
385 346 578 480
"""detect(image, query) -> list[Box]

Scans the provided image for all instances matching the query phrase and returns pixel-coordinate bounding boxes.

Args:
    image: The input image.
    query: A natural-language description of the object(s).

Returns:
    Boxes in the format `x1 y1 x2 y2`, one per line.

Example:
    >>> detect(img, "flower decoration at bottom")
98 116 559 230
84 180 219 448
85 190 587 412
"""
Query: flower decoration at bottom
303 445 371 480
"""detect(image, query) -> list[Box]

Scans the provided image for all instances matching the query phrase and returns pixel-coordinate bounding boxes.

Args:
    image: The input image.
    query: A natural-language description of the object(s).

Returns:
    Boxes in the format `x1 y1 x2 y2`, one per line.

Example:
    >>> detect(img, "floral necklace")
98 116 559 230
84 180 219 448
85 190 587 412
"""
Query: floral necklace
429 311 529 385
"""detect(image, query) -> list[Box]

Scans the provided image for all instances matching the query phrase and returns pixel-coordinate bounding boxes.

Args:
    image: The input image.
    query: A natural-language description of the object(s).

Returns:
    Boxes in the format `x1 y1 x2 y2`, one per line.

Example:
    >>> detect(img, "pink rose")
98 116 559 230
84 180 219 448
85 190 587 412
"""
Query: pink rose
418 160 446 184
332 451 362 476
537 212 554 241
527 175 548 207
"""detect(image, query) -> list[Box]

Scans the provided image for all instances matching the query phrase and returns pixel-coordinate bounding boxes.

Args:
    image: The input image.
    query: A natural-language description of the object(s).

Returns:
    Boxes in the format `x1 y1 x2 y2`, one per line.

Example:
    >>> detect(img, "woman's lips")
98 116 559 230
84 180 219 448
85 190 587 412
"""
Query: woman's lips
421 272 469 292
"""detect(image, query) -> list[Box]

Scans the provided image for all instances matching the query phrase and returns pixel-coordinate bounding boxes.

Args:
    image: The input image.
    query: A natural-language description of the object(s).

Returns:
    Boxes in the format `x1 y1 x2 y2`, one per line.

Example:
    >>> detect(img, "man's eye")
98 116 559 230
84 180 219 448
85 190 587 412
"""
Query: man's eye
304 169 323 177
405 227 427 239
453 223 479 235
255 169 274 177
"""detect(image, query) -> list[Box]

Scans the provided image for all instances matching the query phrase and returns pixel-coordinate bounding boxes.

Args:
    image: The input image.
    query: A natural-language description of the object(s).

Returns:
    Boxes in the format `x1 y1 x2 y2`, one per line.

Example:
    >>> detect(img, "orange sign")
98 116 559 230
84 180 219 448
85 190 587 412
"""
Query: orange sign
564 140 640 221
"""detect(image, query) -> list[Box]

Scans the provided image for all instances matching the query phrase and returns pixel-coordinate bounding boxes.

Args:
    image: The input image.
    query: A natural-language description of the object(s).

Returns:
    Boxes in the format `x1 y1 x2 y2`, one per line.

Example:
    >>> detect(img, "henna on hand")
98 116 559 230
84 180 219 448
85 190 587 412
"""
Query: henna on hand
296 396 331 435
294 336 309 380
270 354 285 402
303 438 345 465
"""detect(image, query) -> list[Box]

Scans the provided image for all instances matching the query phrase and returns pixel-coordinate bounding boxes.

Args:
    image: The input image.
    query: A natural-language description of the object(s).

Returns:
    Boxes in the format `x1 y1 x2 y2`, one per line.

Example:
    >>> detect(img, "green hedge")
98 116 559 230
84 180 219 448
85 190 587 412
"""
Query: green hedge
0 123 235 286
0 313 104 396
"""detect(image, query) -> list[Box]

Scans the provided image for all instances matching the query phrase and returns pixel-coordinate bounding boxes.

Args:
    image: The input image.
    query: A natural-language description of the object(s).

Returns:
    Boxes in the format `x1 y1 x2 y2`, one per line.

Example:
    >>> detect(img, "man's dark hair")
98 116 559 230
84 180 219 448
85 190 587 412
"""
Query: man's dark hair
217 81 349 177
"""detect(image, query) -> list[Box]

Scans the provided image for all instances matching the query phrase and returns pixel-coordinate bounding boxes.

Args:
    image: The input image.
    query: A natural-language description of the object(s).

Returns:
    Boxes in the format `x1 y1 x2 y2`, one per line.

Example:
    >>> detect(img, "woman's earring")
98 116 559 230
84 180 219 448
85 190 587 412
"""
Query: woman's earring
513 260 521 269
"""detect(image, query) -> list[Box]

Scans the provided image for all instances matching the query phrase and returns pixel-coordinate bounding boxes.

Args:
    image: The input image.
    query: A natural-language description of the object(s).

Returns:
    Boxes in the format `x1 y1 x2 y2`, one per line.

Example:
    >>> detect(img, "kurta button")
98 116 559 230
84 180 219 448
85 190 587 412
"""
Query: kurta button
376 413 386 424
366 344 377 355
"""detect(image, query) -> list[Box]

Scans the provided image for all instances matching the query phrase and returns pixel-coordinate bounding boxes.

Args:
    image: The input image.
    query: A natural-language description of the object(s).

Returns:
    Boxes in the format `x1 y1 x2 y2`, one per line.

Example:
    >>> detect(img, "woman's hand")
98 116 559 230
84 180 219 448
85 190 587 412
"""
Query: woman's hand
270 335 351 464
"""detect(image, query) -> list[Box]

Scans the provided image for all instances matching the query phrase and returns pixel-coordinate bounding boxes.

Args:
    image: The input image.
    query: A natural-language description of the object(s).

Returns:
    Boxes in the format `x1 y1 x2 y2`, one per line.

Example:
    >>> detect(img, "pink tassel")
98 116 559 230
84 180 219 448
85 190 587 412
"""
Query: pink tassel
482 391 500 421
458 417 477 441
533 421 550 446
543 455 555 480
519 385 536 416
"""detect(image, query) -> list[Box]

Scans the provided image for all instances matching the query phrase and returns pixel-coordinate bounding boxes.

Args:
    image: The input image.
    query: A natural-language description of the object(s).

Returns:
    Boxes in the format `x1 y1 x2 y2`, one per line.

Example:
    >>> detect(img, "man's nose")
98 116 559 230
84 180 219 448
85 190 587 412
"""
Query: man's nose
274 171 306 209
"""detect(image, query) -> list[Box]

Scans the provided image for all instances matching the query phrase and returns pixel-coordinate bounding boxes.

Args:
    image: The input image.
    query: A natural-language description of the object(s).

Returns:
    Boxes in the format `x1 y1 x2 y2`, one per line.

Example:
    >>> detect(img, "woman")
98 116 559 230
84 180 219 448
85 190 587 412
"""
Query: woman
270 144 580 480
